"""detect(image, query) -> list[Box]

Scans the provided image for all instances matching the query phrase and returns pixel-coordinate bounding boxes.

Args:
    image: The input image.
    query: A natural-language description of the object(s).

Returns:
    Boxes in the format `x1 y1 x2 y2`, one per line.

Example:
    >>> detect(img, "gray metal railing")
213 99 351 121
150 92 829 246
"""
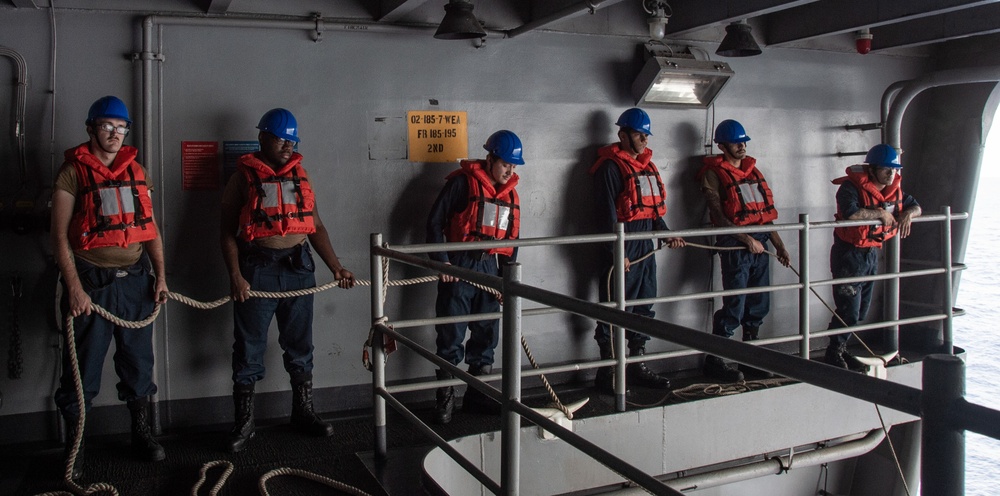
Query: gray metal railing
368 207 998 496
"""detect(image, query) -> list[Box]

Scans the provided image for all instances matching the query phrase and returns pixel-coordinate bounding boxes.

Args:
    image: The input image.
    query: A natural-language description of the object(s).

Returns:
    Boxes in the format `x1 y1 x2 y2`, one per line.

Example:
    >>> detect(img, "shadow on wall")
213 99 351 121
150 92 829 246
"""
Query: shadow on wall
381 162 453 377
656 121 717 338
168 110 247 378
554 109 613 371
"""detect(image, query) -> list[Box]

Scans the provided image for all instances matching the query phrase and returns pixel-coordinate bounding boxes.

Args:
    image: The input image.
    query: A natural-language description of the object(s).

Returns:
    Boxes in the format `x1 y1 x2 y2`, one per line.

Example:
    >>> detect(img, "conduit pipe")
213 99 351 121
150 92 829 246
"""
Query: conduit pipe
139 14 435 166
612 429 887 494
0 45 28 184
885 66 1000 149
505 0 628 38
880 80 910 143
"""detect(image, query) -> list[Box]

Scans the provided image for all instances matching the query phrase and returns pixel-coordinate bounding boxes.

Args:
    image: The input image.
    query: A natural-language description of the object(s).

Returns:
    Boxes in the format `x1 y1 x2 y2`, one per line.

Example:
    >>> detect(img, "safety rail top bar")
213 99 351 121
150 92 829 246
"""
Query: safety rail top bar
389 213 967 254
375 246 1000 441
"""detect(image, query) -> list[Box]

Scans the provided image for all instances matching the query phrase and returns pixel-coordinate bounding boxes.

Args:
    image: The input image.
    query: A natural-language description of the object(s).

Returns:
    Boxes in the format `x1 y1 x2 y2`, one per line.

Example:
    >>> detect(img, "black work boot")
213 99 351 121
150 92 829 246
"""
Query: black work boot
823 340 849 369
704 355 744 382
63 416 84 480
739 327 774 379
462 364 500 414
291 380 334 437
228 383 255 453
127 397 165 462
434 369 455 424
626 347 671 389
594 343 616 394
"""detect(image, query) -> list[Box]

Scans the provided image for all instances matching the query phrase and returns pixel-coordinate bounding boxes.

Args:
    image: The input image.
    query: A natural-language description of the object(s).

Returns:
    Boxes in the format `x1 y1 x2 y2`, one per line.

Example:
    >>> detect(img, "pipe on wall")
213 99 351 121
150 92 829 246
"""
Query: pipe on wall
885 66 1000 149
505 0 628 38
613 429 887 494
0 45 28 185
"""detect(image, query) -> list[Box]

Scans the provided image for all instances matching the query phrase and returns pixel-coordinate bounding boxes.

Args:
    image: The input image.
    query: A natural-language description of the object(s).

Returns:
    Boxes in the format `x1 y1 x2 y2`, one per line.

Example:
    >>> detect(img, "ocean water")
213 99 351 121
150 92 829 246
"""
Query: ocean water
954 173 1000 496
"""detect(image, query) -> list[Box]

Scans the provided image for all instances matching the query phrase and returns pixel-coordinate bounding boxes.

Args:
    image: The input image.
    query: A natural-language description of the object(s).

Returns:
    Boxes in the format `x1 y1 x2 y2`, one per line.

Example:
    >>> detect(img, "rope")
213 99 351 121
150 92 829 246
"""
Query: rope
258 467 371 496
47 275 398 496
46 258 542 496
190 460 234 496
605 240 889 366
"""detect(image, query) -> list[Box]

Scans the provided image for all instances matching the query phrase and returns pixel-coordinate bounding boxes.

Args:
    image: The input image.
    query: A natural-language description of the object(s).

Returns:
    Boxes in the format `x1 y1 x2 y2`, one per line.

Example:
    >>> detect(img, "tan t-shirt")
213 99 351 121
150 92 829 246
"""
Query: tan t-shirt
221 170 308 250
54 163 154 268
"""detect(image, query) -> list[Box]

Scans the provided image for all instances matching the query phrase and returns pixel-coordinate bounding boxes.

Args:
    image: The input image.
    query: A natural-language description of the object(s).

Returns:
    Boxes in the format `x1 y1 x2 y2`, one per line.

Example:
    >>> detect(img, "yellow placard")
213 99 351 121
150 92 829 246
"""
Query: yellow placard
407 111 468 163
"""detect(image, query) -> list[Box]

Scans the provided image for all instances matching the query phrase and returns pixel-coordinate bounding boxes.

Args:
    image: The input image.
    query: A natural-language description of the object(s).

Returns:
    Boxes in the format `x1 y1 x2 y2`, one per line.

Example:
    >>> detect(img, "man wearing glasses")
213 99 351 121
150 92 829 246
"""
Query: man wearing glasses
220 108 355 453
51 95 168 478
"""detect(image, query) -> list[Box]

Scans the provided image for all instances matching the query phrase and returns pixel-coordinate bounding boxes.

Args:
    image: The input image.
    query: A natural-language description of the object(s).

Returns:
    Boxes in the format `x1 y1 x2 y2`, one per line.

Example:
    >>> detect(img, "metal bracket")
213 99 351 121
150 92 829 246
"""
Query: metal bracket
844 122 882 131
311 13 323 43
131 52 165 62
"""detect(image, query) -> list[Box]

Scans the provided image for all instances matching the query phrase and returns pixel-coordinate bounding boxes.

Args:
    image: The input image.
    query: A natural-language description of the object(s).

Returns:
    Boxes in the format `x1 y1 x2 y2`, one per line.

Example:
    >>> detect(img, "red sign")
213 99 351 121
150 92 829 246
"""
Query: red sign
182 141 220 191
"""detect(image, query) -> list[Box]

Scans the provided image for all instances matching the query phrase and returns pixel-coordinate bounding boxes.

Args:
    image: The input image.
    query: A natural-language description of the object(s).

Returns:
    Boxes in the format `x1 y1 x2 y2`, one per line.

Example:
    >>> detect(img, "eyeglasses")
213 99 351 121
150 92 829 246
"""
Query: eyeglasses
269 134 295 148
97 122 130 136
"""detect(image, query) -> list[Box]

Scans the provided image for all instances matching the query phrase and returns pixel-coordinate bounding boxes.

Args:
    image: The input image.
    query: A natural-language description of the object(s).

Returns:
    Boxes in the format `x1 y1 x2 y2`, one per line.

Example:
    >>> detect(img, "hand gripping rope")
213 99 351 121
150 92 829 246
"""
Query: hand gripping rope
42 251 574 495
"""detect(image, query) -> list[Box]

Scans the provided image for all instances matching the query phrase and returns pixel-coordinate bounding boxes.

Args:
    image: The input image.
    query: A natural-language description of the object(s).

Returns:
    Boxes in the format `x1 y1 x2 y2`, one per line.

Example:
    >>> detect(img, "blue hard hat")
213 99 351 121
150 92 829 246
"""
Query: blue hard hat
616 108 652 136
484 130 524 165
87 96 131 125
257 108 300 143
865 144 901 168
714 119 750 143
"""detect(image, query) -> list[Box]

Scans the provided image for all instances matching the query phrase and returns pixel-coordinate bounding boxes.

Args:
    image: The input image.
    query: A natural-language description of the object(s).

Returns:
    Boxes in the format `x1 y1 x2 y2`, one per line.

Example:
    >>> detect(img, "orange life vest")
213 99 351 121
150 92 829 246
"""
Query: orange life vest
237 152 317 242
589 144 667 222
832 164 903 248
445 159 520 257
697 155 777 225
67 143 157 250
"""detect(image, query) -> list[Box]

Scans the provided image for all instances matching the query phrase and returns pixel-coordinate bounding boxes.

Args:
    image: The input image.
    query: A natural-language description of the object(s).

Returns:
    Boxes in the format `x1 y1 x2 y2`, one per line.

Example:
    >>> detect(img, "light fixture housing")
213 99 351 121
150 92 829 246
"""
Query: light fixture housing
716 21 762 57
632 54 735 108
434 0 486 40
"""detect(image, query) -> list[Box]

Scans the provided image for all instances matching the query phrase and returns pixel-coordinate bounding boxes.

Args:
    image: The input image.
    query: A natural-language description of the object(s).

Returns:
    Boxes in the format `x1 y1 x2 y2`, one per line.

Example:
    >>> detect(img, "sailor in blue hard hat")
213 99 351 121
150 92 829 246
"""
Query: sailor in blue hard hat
697 119 791 382
425 130 525 424
588 108 684 395
824 144 921 369
220 107 356 453
52 95 169 478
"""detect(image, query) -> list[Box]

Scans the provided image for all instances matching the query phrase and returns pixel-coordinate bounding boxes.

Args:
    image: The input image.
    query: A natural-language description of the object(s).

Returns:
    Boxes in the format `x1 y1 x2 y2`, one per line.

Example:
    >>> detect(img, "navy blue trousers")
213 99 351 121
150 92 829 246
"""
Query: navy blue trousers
593 256 656 351
434 253 502 368
713 233 772 338
55 255 157 418
232 243 317 386
828 240 879 346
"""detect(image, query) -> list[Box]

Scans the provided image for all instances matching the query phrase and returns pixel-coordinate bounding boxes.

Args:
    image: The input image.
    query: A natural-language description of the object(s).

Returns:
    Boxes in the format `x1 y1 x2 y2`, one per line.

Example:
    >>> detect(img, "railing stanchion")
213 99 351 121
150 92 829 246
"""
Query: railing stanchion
613 222 627 412
922 354 965 495
941 206 954 354
886 219 901 353
370 233 387 461
798 213 810 359
501 263 522 495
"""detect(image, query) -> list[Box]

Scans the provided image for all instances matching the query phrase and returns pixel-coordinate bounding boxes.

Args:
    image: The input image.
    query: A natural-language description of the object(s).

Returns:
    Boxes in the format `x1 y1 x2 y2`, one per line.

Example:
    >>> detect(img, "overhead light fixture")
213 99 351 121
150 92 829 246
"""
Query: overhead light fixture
434 0 486 40
643 0 672 41
716 20 762 57
631 48 735 108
